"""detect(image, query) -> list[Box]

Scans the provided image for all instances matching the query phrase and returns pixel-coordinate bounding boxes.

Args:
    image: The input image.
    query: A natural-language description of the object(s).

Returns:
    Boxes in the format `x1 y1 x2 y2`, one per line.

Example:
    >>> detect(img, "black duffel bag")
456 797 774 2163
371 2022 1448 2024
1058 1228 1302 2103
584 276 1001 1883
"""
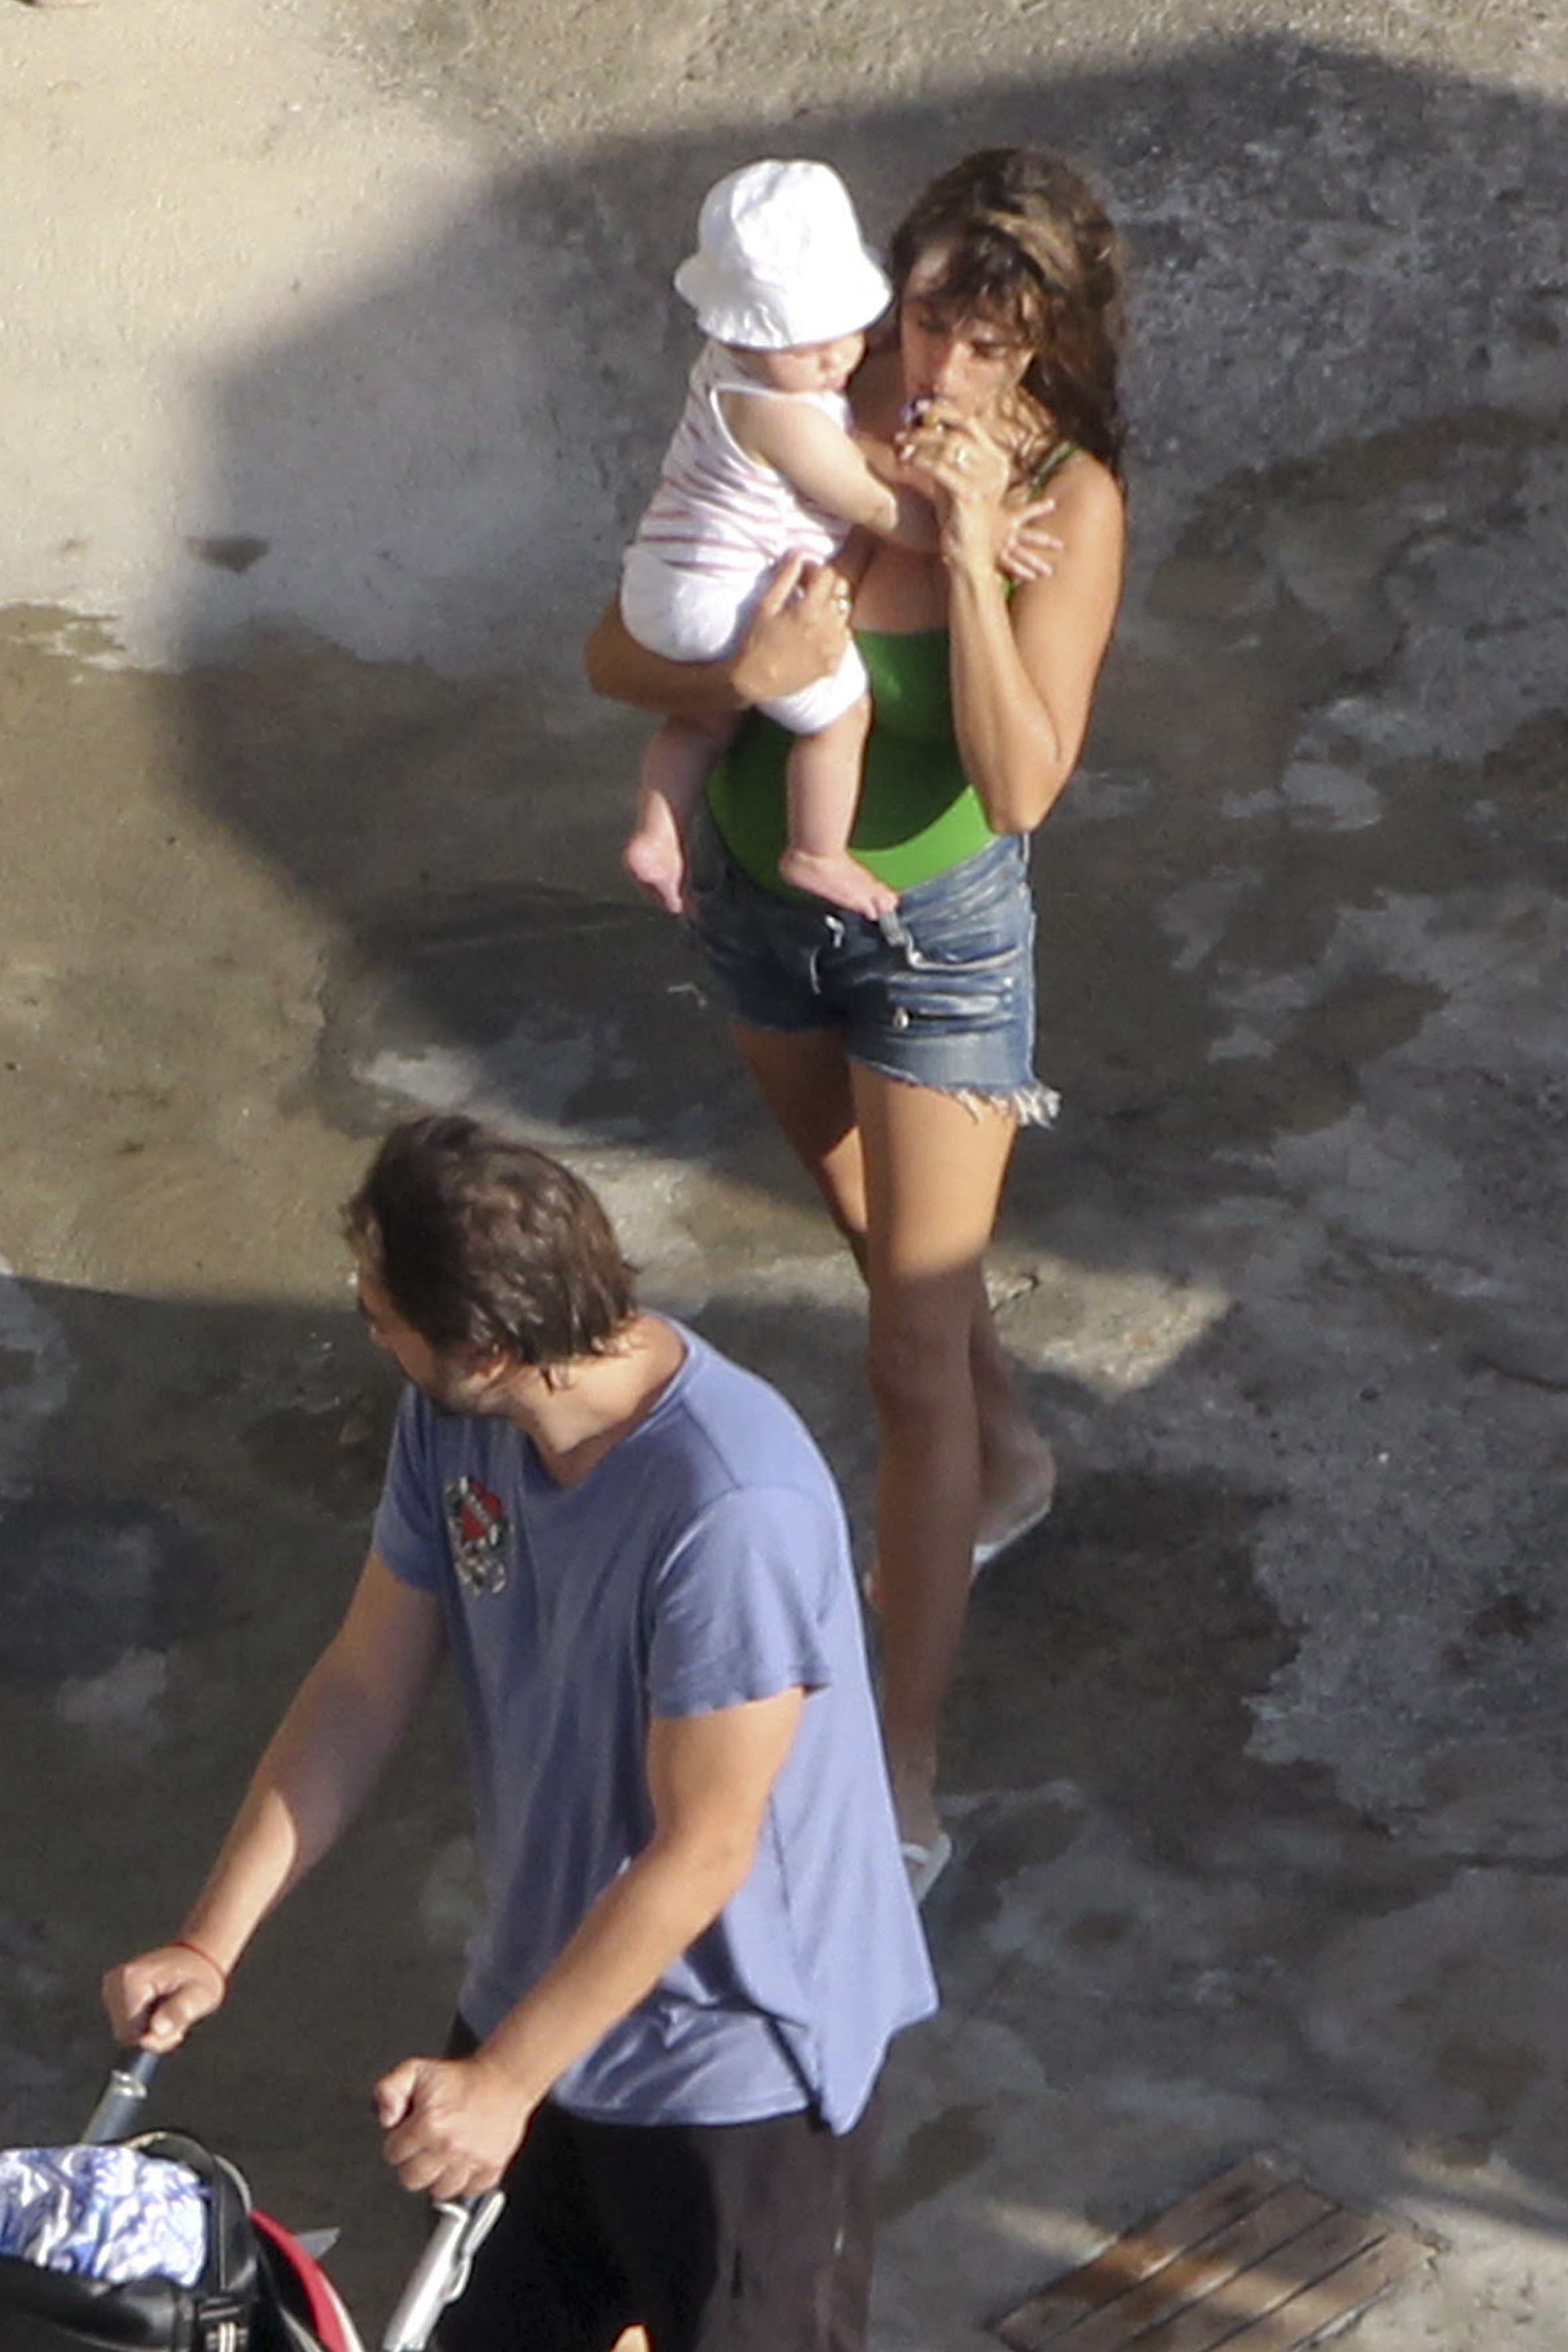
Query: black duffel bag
0 2131 272 2352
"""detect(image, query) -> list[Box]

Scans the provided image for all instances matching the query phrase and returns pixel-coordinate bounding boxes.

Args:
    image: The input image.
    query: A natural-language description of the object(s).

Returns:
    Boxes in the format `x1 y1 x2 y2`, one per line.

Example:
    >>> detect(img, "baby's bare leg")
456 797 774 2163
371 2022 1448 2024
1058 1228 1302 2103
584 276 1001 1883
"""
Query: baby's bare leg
778 695 898 919
624 715 741 915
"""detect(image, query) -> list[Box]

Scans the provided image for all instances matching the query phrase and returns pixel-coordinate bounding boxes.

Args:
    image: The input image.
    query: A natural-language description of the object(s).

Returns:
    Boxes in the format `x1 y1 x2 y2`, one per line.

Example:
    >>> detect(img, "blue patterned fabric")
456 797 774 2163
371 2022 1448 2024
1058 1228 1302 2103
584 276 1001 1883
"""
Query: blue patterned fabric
0 2146 208 2285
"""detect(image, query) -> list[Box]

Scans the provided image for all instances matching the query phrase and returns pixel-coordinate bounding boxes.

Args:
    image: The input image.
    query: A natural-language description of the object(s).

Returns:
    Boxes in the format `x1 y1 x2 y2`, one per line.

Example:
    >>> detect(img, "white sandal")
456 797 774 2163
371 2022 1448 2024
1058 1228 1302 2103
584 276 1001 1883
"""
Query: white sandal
901 1830 953 1905
971 1475 1056 1577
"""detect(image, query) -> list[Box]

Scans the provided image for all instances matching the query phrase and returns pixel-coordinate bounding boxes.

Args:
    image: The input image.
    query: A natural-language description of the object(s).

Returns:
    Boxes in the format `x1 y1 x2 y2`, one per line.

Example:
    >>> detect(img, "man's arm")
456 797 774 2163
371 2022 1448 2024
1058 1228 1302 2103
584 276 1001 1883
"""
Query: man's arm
102 1554 446 2049
375 1687 805 2199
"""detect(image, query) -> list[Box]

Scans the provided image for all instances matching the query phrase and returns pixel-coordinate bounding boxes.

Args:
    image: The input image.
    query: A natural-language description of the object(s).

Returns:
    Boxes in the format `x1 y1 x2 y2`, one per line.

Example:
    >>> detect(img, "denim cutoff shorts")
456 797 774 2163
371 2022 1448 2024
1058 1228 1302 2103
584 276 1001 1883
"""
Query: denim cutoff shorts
688 816 1058 1120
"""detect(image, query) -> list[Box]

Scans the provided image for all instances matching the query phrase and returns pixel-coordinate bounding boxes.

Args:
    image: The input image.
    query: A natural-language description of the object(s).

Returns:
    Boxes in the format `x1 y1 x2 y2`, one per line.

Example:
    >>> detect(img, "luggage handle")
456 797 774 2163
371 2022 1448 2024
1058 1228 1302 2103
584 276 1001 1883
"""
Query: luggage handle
82 2048 162 2145
380 2192 504 2352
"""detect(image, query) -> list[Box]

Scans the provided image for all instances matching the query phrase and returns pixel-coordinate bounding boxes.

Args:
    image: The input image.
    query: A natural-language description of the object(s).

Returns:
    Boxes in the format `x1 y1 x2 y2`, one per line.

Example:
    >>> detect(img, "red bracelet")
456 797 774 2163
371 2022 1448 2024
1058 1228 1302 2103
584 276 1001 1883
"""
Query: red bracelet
172 1936 230 1986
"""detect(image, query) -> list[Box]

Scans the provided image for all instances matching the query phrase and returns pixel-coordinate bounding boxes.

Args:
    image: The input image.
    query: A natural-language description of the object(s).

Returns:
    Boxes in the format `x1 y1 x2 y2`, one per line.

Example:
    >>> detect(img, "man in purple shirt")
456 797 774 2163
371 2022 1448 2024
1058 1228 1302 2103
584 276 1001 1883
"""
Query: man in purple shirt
104 1113 934 2352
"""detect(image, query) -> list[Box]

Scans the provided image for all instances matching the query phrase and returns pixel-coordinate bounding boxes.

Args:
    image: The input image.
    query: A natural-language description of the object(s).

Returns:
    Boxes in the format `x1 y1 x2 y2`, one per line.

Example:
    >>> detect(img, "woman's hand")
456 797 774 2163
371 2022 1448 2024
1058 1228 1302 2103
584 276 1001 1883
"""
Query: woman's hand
584 552 851 719
731 552 854 706
892 398 1014 575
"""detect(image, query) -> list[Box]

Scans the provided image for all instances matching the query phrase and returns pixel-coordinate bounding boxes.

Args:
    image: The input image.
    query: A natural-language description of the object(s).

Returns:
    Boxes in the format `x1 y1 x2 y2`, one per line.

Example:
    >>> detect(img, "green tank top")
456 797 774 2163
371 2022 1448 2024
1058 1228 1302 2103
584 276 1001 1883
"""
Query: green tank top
706 627 996 896
706 446 1081 896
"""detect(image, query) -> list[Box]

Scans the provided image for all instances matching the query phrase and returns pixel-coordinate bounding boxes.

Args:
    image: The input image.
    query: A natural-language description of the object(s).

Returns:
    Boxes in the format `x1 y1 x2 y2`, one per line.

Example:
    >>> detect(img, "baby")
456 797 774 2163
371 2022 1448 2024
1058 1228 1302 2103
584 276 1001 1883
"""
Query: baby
620 159 925 921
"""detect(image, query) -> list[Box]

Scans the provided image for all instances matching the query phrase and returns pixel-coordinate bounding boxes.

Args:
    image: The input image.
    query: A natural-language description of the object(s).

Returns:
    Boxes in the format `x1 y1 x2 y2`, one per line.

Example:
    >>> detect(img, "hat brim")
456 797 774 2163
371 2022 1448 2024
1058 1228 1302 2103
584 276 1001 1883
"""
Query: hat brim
674 246 892 349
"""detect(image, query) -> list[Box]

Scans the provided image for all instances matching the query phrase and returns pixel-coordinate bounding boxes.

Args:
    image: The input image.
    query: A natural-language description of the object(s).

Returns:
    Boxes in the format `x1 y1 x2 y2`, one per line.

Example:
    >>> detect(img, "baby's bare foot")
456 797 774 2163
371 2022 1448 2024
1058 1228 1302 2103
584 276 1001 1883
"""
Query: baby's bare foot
778 846 898 920
623 830 688 917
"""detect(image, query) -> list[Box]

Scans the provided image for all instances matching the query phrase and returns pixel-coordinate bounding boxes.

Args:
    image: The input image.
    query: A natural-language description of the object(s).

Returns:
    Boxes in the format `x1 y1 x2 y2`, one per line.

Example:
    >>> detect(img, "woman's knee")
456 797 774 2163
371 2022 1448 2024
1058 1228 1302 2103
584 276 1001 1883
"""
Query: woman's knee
865 1309 975 1426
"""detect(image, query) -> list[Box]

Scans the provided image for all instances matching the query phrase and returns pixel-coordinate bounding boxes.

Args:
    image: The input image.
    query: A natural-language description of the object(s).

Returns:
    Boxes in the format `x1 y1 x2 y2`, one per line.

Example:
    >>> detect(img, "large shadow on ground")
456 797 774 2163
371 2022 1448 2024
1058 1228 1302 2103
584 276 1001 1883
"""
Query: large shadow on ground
176 37 1568 1301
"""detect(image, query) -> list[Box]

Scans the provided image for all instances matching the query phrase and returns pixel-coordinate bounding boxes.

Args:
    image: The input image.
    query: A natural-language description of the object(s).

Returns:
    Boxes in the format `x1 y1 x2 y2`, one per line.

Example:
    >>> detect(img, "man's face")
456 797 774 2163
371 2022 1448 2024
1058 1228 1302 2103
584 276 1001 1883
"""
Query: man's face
356 1263 505 1417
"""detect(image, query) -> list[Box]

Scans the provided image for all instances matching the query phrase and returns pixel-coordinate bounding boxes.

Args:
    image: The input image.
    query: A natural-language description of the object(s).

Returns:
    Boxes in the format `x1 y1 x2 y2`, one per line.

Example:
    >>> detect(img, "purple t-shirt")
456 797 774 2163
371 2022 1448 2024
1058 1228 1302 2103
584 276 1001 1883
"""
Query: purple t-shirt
372 1321 935 2131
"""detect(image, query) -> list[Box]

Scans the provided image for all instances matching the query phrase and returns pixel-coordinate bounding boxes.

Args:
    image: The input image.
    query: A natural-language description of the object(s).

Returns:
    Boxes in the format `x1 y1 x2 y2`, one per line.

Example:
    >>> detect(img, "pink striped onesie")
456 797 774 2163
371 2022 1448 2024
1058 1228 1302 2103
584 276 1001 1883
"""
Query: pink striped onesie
619 341 868 733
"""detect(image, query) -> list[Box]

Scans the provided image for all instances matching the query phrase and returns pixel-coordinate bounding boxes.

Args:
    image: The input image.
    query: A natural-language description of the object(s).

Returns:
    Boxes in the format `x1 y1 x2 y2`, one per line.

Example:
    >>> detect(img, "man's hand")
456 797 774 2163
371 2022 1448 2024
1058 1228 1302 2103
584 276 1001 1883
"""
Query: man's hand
102 1944 227 2052
375 2053 535 2199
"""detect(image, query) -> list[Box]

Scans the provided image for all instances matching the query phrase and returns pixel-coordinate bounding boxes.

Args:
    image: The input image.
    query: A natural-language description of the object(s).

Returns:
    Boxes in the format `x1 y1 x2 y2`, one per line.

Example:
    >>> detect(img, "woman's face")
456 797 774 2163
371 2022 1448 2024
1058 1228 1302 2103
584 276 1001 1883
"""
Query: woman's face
898 248 1034 420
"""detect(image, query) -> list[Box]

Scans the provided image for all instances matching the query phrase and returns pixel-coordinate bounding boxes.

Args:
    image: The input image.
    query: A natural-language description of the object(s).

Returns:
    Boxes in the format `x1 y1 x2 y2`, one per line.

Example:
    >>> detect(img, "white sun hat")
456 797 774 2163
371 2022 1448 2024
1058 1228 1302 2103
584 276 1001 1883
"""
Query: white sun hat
674 159 892 350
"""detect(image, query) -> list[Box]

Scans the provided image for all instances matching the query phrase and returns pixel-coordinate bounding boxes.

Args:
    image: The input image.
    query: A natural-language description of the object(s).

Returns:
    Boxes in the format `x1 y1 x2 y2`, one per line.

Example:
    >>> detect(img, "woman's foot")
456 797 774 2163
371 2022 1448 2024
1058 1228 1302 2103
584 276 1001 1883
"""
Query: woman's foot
890 1757 941 1853
973 1437 1056 1574
777 845 898 920
901 1830 953 1906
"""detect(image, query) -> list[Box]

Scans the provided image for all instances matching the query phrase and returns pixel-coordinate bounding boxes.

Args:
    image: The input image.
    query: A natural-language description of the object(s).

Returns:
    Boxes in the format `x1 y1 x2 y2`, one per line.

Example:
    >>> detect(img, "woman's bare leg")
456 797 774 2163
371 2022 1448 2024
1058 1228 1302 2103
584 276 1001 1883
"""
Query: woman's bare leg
729 1026 1052 1839
730 1021 868 1243
971 1285 1057 1553
849 1067 1019 1848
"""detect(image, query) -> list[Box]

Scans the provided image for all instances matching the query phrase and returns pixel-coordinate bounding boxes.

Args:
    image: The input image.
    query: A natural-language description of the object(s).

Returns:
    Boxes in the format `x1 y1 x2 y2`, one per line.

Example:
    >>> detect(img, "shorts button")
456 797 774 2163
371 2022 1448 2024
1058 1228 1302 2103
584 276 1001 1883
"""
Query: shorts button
891 1006 911 1029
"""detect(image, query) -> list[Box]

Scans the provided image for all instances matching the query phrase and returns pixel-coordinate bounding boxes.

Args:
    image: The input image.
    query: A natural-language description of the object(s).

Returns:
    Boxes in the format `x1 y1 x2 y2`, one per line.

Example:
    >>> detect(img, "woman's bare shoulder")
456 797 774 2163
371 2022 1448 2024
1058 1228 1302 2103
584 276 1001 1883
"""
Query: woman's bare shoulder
1021 448 1127 589
1005 449 1125 634
1044 446 1125 522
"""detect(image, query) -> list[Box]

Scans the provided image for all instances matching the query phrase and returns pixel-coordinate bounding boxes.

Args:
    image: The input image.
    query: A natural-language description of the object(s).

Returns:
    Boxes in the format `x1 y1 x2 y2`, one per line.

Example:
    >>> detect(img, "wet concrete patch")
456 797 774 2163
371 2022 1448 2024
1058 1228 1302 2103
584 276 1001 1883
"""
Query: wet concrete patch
1304 1871 1568 2181
244 1393 394 1516
1036 404 1568 1178
180 632 630 917
0 1494 215 1681
951 1469 1303 1861
310 883 752 1151
878 2100 995 2226
0 1906 85 2138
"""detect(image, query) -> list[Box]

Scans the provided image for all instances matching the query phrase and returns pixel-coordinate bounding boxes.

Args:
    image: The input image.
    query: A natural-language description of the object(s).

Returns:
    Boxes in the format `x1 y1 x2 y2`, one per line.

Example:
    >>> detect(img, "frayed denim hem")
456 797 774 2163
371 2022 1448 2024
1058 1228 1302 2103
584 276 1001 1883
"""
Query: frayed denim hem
850 1059 1061 1128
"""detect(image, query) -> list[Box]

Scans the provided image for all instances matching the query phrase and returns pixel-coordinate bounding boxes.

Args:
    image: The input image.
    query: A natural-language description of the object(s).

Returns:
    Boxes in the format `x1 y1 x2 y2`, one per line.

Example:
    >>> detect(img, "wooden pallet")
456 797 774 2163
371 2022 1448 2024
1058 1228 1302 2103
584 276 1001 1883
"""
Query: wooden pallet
992 2156 1429 2352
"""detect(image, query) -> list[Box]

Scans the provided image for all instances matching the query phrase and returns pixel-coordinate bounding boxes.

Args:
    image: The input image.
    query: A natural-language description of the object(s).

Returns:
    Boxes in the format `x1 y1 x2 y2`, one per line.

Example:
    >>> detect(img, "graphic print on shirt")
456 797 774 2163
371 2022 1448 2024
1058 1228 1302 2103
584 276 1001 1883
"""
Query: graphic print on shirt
443 1474 510 1596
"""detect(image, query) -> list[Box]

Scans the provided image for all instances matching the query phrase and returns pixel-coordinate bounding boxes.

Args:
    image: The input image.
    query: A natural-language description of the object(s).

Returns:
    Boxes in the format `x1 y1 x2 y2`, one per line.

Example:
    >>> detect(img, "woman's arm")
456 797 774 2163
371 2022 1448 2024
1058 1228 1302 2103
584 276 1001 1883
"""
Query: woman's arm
899 412 1125 834
584 551 853 718
949 458 1124 833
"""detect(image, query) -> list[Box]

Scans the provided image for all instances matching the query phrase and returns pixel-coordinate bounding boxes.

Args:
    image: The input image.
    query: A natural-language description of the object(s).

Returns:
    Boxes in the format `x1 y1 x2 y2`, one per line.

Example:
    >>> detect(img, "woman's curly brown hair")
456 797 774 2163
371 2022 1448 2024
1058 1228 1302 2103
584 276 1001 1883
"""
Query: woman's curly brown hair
889 148 1126 482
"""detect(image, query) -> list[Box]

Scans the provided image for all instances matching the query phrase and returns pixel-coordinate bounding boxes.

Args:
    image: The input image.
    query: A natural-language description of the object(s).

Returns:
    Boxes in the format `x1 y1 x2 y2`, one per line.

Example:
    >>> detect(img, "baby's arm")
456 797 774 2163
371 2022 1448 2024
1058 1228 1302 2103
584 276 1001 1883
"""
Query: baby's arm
854 430 941 551
722 392 936 549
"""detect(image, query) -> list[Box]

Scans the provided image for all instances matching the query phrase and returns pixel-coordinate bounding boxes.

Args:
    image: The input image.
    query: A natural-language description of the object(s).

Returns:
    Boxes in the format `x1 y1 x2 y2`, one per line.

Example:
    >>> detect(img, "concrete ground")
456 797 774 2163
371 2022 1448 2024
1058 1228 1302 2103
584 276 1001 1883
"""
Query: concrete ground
4 0 1568 2343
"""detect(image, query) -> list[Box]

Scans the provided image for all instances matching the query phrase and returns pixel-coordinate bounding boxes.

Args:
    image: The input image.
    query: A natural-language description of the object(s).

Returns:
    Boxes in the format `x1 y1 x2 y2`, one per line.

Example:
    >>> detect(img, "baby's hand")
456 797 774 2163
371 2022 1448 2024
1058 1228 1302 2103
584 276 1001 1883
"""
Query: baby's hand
998 495 1063 584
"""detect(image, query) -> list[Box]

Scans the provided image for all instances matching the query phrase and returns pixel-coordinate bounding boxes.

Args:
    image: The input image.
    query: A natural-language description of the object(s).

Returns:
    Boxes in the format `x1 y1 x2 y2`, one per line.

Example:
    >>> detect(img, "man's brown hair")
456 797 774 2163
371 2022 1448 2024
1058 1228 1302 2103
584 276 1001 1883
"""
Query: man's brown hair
345 1113 636 1367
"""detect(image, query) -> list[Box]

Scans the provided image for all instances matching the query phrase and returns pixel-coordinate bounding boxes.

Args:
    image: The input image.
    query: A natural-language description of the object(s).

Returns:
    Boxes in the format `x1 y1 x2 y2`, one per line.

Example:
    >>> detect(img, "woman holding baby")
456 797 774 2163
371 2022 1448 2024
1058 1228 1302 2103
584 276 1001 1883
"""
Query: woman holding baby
588 145 1127 1897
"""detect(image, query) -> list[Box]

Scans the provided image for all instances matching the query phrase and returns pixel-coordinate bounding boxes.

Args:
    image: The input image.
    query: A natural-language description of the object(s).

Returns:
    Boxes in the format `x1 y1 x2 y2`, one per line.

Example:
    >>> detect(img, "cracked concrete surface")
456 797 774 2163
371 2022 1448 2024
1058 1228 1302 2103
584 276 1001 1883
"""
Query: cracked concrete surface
4 0 1568 2344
